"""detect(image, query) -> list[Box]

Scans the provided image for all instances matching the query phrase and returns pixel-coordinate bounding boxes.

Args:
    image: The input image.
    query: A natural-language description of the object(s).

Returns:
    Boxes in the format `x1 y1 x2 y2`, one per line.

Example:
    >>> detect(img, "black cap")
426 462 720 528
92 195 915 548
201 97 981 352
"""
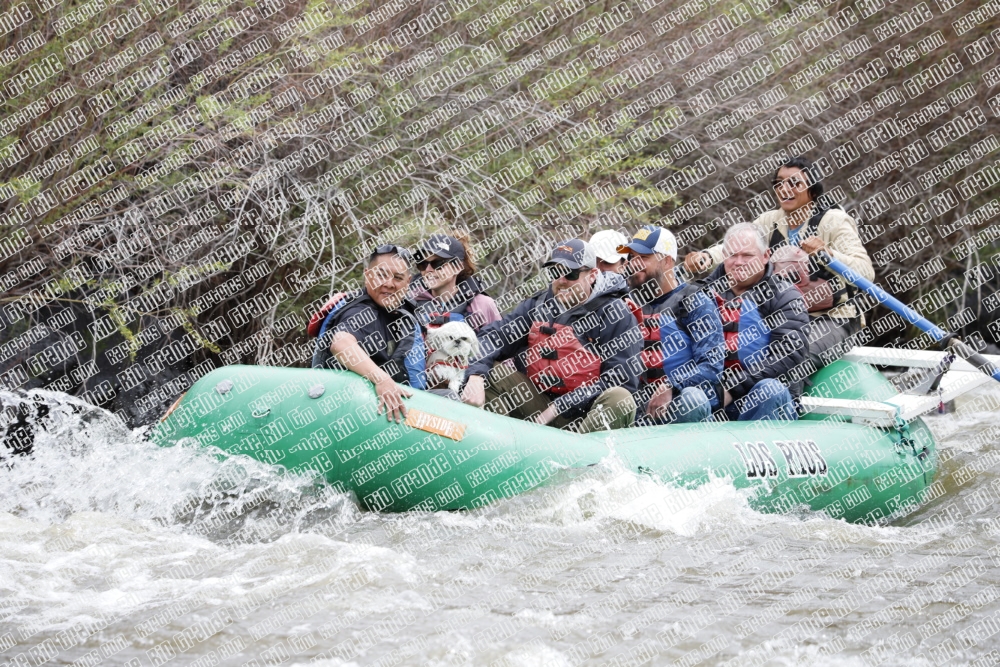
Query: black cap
416 234 466 263
544 239 596 270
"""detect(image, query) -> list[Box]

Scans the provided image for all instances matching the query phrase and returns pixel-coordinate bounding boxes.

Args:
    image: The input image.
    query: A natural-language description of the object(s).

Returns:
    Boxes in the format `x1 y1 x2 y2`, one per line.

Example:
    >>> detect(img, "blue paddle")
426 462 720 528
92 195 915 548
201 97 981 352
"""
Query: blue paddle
819 250 1000 382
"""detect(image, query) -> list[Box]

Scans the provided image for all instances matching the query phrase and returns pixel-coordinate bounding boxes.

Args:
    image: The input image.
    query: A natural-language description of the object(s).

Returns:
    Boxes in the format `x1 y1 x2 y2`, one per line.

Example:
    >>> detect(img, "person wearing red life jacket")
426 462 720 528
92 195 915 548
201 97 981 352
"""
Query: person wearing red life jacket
307 294 346 338
704 224 810 421
771 245 837 315
462 239 641 433
617 226 726 425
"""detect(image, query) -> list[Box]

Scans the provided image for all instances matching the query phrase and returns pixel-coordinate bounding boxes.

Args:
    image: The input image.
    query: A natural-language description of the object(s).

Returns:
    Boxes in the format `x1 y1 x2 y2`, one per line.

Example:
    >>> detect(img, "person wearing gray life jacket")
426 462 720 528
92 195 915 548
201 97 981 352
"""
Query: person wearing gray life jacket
704 224 810 421
685 156 874 371
311 245 425 423
617 226 725 425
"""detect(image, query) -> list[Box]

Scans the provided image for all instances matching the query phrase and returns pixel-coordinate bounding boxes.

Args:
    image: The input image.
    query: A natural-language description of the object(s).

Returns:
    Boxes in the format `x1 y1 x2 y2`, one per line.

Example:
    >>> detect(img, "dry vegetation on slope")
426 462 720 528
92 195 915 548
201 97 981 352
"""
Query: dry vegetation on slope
0 0 997 423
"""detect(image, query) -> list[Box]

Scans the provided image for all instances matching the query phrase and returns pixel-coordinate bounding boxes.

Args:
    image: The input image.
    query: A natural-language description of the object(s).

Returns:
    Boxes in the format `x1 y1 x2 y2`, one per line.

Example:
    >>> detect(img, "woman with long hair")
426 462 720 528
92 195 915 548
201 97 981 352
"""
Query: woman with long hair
410 233 501 333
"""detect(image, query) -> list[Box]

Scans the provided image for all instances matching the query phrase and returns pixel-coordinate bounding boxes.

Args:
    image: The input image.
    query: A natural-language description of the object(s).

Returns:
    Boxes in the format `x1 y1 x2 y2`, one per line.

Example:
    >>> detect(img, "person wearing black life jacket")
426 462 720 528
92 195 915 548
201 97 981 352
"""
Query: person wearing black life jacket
411 233 502 334
706 224 810 421
684 156 874 371
306 235 500 398
617 226 726 425
462 239 641 433
312 245 425 423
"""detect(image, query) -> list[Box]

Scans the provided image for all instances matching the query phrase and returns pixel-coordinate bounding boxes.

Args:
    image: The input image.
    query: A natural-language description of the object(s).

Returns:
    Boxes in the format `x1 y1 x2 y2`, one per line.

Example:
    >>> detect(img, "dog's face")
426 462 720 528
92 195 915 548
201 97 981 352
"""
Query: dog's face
426 321 480 360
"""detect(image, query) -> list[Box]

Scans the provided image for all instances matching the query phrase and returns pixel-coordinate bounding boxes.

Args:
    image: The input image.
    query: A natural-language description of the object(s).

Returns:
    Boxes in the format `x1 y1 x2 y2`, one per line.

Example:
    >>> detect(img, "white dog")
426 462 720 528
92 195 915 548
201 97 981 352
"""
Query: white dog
424 320 481 393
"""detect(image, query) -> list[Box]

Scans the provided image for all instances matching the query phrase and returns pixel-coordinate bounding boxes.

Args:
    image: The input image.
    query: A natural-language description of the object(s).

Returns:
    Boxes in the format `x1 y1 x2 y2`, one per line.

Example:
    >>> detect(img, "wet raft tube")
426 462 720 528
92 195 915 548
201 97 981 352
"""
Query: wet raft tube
151 361 937 524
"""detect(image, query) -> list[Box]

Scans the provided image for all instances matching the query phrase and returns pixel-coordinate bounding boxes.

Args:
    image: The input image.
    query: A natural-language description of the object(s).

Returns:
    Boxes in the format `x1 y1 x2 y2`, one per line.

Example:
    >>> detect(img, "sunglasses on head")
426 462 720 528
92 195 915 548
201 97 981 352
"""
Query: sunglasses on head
416 257 454 271
370 244 413 263
546 265 583 281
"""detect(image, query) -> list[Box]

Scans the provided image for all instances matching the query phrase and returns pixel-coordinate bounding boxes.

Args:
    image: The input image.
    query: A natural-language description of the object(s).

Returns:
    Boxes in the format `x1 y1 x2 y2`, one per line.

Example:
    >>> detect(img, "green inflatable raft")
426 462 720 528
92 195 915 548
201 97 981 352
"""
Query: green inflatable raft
150 359 937 525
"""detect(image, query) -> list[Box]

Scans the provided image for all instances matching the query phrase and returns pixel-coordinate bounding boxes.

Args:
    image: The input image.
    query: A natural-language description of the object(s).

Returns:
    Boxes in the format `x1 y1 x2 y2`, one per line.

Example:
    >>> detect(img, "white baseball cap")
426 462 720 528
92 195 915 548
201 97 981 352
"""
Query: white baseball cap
589 230 630 264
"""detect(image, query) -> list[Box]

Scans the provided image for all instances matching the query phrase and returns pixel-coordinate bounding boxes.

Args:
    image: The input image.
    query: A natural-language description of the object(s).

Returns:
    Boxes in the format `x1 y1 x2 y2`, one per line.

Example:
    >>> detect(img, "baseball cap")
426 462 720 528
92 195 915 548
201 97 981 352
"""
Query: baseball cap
617 226 678 260
544 239 596 270
589 230 629 263
415 234 466 263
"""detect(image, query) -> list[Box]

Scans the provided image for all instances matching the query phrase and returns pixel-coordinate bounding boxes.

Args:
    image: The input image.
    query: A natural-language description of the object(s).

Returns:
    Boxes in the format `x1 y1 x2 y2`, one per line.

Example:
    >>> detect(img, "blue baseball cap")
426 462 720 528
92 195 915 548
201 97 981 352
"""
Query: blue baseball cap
617 226 678 260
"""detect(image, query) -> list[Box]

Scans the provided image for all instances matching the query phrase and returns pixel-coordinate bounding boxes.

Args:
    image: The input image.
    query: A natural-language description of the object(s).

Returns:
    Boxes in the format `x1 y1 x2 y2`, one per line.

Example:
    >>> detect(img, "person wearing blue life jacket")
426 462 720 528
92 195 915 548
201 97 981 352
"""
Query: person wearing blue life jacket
618 226 725 425
705 224 810 421
312 245 425 423
411 233 502 400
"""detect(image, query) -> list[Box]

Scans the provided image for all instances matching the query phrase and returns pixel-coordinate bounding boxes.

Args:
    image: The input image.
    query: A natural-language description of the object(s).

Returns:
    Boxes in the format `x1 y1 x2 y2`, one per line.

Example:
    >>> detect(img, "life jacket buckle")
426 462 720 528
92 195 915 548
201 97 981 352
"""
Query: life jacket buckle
540 347 558 360
540 325 557 335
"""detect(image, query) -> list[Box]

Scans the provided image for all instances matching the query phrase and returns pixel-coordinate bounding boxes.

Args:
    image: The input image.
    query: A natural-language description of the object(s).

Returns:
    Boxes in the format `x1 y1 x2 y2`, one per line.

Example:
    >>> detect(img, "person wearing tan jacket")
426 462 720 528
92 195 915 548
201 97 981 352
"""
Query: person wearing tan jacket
684 156 875 370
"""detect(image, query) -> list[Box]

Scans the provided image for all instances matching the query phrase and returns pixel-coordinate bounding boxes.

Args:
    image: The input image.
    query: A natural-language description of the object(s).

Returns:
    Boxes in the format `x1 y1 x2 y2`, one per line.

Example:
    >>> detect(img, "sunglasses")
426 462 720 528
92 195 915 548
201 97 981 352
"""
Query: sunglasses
416 257 455 271
370 244 413 263
546 265 583 281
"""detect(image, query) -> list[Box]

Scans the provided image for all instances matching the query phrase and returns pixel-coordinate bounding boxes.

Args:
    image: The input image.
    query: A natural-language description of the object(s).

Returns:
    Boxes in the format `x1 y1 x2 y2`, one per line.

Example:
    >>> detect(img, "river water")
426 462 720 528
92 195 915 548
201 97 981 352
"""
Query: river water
3 385 1000 667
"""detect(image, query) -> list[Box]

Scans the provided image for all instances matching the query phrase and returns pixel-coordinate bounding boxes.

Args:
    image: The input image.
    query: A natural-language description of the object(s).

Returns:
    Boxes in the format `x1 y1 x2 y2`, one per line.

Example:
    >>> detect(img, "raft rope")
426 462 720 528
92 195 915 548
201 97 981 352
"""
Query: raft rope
886 403 926 461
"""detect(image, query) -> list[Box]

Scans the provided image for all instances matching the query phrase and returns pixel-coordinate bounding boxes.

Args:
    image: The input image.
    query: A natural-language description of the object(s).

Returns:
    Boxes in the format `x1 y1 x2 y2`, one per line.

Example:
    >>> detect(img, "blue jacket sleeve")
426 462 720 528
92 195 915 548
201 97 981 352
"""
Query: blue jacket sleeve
550 298 641 417
673 290 725 391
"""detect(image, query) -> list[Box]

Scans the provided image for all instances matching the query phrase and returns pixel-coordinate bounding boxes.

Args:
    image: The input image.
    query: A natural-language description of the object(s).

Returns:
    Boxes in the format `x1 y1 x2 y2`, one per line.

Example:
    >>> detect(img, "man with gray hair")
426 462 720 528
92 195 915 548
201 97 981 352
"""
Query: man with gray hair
704 223 810 421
